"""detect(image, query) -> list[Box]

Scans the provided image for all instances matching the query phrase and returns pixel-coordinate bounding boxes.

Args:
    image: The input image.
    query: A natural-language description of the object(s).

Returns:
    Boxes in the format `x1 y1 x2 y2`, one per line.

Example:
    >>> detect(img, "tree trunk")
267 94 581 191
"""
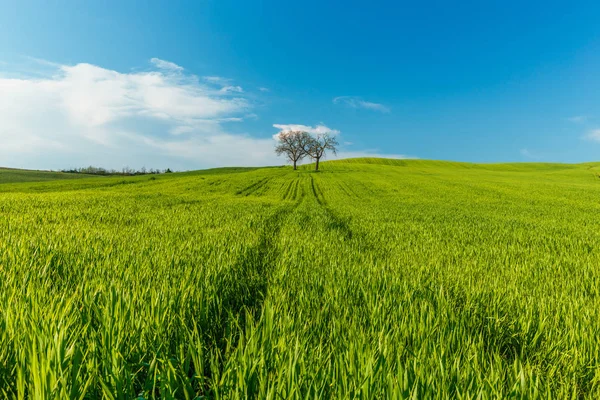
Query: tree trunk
315 157 320 171
293 160 297 170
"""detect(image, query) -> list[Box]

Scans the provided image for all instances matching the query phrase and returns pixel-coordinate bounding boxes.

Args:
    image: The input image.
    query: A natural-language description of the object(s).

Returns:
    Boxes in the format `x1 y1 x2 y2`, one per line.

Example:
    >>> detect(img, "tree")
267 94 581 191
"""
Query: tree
304 133 338 171
275 131 312 170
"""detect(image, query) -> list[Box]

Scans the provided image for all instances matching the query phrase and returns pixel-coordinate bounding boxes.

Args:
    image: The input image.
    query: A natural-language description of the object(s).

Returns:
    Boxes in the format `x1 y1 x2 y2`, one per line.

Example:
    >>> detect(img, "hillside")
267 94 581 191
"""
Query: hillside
1 158 600 398
0 166 261 192
0 167 98 184
3 157 599 188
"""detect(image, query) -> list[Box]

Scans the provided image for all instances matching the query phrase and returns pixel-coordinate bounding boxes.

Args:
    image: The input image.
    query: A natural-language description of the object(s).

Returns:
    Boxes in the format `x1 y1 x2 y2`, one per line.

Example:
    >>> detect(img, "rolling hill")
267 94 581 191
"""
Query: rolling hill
0 167 98 184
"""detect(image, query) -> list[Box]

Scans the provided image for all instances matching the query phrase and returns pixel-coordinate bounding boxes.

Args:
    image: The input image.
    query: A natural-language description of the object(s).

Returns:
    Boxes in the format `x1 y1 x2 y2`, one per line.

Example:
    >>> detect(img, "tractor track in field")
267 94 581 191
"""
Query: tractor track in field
337 180 360 198
282 178 301 201
309 175 325 205
309 175 354 241
307 175 385 258
229 185 305 314
235 177 272 196
208 193 304 388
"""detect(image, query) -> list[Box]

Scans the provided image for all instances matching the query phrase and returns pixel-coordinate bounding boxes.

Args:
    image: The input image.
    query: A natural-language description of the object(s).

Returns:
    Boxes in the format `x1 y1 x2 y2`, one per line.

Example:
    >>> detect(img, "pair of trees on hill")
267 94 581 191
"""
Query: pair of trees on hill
275 131 339 171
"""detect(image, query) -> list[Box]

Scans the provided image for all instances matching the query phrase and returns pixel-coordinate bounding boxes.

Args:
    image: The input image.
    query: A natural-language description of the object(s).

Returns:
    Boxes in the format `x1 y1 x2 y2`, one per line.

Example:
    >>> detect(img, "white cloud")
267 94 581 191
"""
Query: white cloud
0 58 283 170
121 131 278 167
272 124 340 137
220 85 244 93
150 58 184 72
568 115 588 123
333 96 390 113
584 129 600 142
259 87 270 92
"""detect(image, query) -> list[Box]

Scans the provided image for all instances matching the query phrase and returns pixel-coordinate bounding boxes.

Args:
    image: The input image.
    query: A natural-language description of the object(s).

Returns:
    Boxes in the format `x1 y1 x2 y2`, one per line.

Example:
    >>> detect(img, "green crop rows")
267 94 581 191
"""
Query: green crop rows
1 158 600 398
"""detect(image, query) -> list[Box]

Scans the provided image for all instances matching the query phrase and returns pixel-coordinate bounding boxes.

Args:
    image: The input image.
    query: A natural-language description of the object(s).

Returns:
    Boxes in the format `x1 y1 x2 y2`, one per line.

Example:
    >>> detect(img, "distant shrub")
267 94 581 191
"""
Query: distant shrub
61 166 173 176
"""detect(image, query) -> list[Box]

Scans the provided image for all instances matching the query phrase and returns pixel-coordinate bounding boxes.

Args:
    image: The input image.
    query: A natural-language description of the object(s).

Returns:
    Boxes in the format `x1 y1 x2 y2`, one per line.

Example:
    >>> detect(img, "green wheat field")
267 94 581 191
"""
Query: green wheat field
1 158 600 399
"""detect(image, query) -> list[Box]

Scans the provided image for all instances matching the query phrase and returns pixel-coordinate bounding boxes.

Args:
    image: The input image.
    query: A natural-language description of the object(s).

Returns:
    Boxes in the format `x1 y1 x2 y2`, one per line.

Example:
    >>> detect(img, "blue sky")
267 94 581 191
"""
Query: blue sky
1 1 600 170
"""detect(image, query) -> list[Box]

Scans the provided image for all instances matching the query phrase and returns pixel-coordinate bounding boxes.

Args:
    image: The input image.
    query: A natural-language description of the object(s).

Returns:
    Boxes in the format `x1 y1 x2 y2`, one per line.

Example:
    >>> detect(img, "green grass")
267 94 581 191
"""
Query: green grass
1 158 600 398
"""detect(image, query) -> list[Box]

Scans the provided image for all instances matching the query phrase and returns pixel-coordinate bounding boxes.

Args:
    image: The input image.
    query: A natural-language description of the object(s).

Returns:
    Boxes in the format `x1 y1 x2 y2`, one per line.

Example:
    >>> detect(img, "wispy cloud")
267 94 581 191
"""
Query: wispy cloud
258 87 270 92
0 58 283 170
520 148 541 160
333 96 390 113
220 85 244 93
25 56 63 68
568 115 588 123
272 124 340 137
203 76 231 85
203 77 246 95
332 151 416 161
150 58 184 72
584 129 600 142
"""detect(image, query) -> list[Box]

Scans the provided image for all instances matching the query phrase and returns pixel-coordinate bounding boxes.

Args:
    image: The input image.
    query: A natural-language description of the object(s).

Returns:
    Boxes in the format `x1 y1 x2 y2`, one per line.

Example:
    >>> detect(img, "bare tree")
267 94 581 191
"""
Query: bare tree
304 133 339 171
275 131 312 170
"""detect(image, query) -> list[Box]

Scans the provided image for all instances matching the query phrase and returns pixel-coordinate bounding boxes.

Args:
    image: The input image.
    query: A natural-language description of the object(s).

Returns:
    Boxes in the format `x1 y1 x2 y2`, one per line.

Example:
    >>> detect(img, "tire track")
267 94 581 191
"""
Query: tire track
235 177 271 196
207 193 304 389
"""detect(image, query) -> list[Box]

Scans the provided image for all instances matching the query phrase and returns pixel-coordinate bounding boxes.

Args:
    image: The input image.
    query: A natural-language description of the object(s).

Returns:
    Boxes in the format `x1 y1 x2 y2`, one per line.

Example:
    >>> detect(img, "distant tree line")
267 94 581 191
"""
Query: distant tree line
61 166 173 176
275 131 338 171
